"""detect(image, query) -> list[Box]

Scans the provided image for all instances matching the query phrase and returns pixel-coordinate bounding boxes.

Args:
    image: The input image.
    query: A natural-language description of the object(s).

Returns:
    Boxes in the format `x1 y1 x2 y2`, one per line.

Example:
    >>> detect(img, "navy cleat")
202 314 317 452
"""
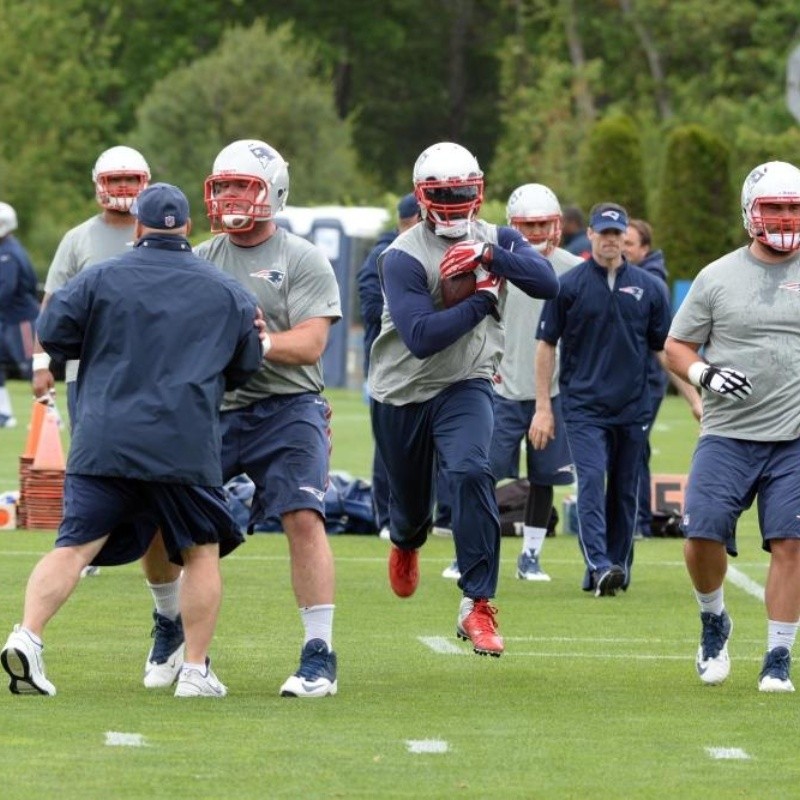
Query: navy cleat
144 611 185 688
593 565 624 597
696 610 733 685
280 638 338 698
758 646 794 693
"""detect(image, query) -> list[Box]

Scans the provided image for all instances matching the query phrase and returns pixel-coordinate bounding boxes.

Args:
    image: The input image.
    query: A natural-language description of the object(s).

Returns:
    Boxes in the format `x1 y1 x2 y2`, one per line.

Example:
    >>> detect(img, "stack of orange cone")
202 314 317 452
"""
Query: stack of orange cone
18 400 66 530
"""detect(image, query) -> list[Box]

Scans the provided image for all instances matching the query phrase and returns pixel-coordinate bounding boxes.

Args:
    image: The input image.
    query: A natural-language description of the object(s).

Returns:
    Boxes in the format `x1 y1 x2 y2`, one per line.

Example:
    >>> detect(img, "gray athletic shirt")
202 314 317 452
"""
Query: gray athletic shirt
669 245 800 440
495 247 581 401
369 219 502 405
195 228 341 410
44 215 135 382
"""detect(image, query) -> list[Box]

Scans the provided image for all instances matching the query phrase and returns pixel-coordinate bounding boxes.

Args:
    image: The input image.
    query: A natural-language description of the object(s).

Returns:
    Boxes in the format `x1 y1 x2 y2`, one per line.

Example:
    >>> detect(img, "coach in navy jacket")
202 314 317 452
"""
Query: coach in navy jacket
38 194 262 490
531 202 672 597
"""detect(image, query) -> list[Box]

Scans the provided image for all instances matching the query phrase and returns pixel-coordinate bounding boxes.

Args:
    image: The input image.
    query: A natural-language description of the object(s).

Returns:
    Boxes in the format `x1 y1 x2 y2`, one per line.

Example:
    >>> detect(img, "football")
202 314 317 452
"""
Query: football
441 272 477 308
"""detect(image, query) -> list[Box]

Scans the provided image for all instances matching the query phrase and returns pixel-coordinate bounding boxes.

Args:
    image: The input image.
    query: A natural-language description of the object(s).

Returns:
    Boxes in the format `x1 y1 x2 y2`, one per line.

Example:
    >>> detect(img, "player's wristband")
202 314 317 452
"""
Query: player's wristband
687 361 707 388
261 334 272 358
32 353 51 372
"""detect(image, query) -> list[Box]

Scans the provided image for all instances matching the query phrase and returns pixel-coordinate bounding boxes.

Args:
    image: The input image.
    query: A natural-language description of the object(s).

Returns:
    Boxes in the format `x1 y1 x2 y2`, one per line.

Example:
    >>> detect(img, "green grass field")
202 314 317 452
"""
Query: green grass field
0 381 797 799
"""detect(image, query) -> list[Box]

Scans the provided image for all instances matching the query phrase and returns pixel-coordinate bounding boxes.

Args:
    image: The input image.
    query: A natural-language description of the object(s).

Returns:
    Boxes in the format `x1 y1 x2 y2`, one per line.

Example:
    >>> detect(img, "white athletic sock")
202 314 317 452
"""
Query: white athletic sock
147 574 182 620
522 525 547 557
182 661 208 675
0 387 12 417
301 604 335 649
767 620 799 652
695 587 725 616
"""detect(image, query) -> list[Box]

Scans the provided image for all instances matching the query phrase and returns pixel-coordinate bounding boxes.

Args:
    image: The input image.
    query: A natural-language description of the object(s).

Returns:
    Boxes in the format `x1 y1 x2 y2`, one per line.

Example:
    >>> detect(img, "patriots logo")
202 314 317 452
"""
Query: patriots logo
250 269 285 287
779 281 800 293
249 143 278 170
619 285 644 301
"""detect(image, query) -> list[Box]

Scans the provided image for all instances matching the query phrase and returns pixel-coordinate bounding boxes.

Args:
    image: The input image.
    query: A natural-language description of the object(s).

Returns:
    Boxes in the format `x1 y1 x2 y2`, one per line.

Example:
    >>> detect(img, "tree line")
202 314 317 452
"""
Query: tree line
0 0 798 280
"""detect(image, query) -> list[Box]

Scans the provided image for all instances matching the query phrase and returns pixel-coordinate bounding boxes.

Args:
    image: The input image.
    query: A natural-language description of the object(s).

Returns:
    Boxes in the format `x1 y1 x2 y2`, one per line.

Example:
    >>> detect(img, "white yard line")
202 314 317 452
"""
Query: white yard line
406 739 450 754
417 636 464 655
105 731 148 747
705 747 751 760
727 565 765 602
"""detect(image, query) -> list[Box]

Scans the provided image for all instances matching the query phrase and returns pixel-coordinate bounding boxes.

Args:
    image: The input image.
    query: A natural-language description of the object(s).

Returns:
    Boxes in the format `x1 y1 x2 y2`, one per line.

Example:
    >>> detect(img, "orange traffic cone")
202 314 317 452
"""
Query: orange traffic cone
32 409 65 470
22 399 48 459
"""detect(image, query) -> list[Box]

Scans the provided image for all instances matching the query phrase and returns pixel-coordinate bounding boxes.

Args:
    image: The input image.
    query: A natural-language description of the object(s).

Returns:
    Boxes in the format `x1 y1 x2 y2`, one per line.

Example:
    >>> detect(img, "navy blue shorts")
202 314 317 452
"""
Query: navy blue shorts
57 475 244 566
489 393 574 485
682 435 800 555
220 393 331 530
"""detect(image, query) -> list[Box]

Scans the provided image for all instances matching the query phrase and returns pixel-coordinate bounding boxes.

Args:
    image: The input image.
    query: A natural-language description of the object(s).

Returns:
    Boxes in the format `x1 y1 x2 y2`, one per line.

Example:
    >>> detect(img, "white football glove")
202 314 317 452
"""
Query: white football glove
688 362 752 400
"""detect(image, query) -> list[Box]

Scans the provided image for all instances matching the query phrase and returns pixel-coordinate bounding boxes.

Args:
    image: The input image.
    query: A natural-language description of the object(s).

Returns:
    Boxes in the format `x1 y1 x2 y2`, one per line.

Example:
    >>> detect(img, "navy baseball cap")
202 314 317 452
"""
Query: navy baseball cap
589 204 628 232
132 182 189 230
397 193 420 219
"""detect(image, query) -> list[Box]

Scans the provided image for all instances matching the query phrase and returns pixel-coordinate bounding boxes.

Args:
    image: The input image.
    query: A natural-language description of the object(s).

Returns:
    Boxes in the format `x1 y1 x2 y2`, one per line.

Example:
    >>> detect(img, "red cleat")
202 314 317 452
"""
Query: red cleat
456 598 504 656
389 546 419 598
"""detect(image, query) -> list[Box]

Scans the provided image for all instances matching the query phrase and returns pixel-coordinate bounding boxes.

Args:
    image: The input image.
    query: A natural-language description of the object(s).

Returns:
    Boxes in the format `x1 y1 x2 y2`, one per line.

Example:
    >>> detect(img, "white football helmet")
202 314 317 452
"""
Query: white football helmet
92 146 150 212
413 142 483 238
506 183 562 253
741 160 800 252
0 202 18 238
204 139 290 233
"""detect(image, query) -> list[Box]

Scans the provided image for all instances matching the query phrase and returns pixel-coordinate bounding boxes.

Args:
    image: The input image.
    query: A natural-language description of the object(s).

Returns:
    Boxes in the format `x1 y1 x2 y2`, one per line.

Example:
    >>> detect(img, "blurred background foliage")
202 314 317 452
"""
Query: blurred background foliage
1 0 799 280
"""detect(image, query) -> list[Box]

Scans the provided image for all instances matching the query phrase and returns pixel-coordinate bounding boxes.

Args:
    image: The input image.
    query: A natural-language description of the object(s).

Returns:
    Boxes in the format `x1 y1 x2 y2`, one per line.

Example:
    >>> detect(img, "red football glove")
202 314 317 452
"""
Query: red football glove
439 240 492 280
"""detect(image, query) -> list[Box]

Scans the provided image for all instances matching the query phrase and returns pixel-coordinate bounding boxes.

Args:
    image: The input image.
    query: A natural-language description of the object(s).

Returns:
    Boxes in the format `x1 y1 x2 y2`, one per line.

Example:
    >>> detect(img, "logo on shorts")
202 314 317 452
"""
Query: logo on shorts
618 286 644 301
682 513 690 526
299 486 325 502
250 269 285 287
557 464 575 474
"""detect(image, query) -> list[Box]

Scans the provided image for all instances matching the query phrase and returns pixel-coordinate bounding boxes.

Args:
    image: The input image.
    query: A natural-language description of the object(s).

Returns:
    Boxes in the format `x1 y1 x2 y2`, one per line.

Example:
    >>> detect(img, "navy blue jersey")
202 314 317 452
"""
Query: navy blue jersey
537 258 671 424
37 234 262 485
0 235 39 324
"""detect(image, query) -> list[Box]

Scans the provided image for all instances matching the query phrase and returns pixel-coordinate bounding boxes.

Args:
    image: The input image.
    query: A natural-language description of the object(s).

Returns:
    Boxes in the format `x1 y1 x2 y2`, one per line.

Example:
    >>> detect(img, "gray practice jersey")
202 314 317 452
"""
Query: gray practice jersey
44 215 135 382
495 246 581 401
369 219 502 405
669 245 800 440
196 227 342 411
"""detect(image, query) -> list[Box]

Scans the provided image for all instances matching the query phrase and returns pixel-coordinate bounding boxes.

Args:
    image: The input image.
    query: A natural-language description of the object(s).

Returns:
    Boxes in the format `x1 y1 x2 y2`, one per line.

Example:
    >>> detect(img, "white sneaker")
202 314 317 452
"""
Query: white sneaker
144 612 185 688
432 526 453 537
441 559 461 580
280 639 337 698
696 611 733 685
378 526 390 541
174 660 227 697
1 625 56 696
516 550 551 582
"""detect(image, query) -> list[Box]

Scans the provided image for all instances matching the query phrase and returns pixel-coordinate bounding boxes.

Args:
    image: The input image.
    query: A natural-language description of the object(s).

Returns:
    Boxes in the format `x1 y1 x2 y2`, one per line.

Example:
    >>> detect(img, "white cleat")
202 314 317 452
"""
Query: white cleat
696 611 733 685
758 647 795 693
143 612 185 688
280 639 338 698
